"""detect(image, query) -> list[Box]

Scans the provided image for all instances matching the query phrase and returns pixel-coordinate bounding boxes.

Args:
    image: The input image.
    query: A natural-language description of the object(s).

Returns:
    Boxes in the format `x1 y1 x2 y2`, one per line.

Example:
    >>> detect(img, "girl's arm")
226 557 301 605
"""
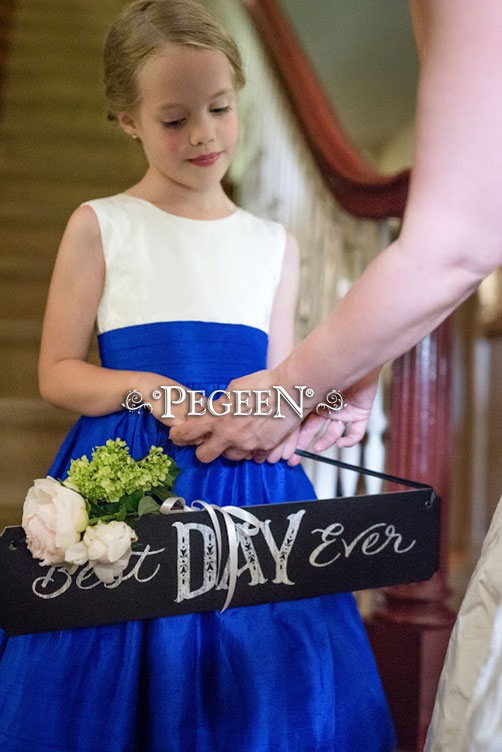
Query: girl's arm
38 205 184 423
246 231 303 464
409 0 432 63
265 230 300 370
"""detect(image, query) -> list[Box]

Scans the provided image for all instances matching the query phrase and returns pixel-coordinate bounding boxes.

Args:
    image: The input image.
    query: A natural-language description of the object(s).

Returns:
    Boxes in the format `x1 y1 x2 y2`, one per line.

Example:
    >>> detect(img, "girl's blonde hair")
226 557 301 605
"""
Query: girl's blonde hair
104 0 245 122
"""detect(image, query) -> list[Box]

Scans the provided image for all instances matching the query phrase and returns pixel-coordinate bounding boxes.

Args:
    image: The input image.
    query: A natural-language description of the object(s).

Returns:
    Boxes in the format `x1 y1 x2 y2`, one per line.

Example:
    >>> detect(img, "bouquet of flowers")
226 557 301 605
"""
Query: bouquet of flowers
22 438 180 583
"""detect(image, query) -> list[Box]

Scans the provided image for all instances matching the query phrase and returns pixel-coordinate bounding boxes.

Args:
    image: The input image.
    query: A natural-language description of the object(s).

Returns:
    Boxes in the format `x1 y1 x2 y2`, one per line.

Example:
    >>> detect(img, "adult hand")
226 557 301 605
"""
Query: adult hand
249 425 301 465
169 367 307 463
249 386 372 466
286 368 382 466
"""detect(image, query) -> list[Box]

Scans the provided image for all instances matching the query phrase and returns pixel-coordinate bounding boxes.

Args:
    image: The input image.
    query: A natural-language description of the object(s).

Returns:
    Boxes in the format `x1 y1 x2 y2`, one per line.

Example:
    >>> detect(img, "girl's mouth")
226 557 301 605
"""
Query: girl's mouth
188 152 221 166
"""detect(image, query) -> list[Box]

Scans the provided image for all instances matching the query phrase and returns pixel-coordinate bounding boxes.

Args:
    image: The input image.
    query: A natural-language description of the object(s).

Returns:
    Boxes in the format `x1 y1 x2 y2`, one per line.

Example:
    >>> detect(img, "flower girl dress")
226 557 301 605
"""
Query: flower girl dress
0 193 396 752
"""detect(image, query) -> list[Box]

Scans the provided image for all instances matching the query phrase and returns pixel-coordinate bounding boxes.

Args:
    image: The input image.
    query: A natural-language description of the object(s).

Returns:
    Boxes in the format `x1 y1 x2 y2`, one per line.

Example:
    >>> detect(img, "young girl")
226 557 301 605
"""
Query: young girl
0 1 396 750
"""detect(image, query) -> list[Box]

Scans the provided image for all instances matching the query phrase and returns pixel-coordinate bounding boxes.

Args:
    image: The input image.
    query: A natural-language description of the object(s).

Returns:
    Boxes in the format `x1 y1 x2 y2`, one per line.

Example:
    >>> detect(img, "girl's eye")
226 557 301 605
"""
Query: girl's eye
161 106 231 129
162 119 185 129
210 106 232 115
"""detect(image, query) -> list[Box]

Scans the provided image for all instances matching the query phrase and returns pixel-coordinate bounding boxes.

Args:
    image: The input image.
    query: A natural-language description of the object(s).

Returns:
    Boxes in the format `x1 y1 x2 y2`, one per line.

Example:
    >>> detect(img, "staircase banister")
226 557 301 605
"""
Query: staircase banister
242 0 410 219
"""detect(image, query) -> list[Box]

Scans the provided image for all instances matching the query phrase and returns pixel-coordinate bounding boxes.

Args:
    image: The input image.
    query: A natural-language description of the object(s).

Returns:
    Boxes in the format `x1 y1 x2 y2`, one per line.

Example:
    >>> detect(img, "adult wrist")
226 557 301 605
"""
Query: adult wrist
272 357 318 415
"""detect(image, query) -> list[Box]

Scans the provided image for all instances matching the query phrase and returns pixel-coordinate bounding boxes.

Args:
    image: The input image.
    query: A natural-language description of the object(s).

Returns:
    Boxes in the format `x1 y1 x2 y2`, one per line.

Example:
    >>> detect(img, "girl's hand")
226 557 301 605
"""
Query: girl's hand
136 373 207 431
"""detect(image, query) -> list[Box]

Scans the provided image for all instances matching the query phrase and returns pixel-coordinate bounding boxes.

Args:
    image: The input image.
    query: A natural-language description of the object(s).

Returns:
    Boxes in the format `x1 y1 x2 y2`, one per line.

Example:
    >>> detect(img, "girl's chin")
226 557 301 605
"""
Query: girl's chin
183 166 228 183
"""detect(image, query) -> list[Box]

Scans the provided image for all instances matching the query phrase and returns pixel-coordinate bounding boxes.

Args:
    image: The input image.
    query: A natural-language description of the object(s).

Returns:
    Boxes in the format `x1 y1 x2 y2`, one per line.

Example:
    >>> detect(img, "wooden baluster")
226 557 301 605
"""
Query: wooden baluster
363 370 387 494
365 318 456 751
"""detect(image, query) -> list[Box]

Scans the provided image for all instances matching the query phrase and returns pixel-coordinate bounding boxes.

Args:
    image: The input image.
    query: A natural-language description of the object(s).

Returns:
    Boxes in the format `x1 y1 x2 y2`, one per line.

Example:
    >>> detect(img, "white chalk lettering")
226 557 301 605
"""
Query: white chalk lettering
31 547 165 599
216 523 268 590
309 522 416 567
173 521 217 602
261 510 306 584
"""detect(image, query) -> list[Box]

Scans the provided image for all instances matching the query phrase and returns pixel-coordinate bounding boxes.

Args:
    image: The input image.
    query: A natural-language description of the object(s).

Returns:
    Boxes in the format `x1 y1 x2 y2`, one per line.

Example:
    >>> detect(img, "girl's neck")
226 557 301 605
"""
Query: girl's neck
123 178 237 220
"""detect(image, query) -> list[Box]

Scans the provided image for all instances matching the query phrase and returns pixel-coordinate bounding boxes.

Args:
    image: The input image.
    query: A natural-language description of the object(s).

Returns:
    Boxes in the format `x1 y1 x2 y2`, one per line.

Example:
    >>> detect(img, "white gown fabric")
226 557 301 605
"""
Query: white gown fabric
426 493 502 751
85 192 286 336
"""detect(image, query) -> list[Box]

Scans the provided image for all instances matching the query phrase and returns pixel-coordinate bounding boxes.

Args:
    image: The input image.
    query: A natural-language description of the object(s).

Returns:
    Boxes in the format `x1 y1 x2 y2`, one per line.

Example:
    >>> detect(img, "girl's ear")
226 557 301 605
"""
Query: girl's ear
117 112 138 138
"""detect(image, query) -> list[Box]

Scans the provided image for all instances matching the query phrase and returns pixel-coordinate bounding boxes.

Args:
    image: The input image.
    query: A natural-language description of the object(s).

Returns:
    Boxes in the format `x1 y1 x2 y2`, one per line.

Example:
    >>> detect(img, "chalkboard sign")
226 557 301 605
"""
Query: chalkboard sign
0 449 440 636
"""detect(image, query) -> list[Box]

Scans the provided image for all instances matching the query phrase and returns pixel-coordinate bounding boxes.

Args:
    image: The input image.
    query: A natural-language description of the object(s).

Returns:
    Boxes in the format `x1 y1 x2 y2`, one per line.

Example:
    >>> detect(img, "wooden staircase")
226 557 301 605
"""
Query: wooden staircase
0 0 145 530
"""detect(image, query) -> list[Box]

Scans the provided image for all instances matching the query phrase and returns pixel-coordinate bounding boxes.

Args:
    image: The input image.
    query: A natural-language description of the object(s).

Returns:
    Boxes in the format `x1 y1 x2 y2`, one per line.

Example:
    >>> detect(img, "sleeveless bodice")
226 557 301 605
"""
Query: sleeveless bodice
80 193 286 388
82 193 286 337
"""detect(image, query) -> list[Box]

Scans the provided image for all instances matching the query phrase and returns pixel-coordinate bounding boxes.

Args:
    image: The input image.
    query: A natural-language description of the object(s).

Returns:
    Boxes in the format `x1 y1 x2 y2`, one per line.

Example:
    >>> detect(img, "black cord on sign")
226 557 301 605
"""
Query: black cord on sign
294 449 432 491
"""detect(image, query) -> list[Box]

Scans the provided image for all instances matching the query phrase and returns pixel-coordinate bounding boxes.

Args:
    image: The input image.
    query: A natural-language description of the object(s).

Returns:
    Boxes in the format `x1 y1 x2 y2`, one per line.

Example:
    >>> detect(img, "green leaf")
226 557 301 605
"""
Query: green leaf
88 501 108 518
118 490 144 512
102 502 121 514
166 467 181 484
150 484 173 502
137 496 161 517
88 513 117 525
128 489 145 505
116 504 128 522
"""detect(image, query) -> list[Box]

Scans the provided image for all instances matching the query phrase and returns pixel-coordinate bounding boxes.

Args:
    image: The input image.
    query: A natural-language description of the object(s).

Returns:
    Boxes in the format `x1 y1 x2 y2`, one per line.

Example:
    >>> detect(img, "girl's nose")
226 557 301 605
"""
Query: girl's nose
189 115 215 147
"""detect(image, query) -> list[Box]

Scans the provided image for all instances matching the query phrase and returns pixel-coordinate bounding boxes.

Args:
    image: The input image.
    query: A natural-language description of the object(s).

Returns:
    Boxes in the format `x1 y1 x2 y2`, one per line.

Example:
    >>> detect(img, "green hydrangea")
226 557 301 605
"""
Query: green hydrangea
66 438 177 503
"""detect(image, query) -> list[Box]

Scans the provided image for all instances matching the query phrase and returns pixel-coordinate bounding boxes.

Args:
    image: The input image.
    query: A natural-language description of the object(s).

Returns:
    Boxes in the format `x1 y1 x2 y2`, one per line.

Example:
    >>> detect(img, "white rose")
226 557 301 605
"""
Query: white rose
64 540 89 567
69 520 138 584
22 476 88 566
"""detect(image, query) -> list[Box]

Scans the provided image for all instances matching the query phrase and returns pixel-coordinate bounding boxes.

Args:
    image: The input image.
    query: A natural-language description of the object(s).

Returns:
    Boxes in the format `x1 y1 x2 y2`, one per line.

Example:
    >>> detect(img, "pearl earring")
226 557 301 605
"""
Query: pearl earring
131 133 139 140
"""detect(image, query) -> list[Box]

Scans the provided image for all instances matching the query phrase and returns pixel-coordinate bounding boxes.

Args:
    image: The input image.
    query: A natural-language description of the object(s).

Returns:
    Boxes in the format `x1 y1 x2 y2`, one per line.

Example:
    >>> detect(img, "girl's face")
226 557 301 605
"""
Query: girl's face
120 44 239 194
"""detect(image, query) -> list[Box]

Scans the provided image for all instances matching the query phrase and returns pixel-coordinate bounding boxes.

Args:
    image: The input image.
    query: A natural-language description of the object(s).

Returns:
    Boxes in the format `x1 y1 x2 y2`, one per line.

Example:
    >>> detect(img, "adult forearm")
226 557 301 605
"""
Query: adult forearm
277 236 484 399
279 0 502 401
39 359 173 417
